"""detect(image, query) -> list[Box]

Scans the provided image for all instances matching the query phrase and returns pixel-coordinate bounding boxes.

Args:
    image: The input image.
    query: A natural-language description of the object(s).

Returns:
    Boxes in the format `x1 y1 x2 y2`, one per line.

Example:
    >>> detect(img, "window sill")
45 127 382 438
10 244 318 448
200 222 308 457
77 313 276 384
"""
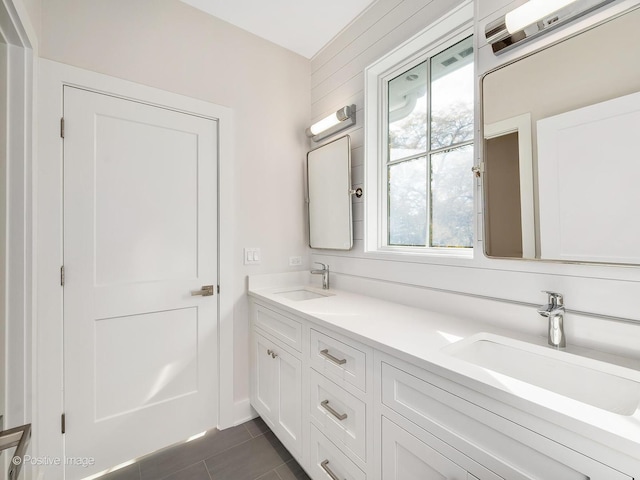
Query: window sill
363 245 474 265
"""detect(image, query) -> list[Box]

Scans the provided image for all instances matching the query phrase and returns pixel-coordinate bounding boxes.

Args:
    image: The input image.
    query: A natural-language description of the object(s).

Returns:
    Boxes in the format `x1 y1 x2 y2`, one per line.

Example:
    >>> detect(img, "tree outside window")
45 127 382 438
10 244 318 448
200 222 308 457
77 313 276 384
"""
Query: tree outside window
386 36 474 249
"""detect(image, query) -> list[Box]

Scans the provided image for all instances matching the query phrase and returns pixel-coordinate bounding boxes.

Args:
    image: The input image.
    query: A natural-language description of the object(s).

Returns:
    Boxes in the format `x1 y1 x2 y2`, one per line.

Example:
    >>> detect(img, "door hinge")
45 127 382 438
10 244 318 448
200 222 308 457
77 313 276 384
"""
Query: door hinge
61 413 66 434
217 285 220 294
60 266 65 286
60 117 65 138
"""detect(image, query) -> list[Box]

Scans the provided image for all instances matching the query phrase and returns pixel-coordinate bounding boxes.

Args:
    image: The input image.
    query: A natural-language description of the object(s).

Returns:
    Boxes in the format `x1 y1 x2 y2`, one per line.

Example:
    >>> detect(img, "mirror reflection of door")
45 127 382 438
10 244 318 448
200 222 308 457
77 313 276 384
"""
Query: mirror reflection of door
485 132 522 258
483 114 535 259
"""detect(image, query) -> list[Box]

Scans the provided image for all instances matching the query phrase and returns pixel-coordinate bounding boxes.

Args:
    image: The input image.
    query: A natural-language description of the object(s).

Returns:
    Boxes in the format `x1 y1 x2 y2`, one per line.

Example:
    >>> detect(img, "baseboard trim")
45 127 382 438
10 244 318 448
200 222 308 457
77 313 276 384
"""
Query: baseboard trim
232 398 257 426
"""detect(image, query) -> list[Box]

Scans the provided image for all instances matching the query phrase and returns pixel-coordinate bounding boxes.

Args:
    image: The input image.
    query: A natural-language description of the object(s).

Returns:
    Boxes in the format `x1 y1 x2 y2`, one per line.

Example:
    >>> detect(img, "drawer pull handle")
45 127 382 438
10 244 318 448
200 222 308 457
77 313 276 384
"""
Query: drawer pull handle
266 349 278 359
321 400 348 421
320 349 346 365
320 460 344 480
320 400 347 421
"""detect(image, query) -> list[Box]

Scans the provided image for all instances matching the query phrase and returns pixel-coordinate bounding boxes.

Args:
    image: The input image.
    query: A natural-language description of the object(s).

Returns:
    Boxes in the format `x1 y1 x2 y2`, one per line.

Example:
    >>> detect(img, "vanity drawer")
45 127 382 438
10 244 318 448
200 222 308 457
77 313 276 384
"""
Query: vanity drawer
380 360 631 480
253 303 302 352
310 368 366 463
309 424 366 480
381 416 501 480
310 329 367 392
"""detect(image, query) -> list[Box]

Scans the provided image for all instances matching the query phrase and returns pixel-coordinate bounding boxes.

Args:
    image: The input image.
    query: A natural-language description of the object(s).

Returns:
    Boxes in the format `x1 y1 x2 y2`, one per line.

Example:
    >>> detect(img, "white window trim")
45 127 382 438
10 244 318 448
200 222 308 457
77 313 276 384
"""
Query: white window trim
364 1 475 258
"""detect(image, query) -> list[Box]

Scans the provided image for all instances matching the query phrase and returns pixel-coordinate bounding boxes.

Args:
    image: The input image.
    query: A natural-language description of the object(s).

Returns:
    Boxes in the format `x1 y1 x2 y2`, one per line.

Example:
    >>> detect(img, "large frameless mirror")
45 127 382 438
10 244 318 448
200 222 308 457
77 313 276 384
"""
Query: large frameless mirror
482 5 640 264
307 135 353 250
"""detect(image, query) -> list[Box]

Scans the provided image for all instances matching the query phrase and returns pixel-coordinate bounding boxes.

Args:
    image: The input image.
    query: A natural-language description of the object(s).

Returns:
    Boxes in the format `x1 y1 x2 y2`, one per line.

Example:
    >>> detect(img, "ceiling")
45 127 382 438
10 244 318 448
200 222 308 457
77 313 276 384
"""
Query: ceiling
178 0 378 58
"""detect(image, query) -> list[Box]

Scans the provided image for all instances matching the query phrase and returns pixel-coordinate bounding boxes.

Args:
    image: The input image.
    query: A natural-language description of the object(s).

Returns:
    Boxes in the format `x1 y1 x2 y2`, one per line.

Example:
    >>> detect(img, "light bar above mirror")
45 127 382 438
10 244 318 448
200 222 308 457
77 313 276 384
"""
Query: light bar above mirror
306 105 356 142
485 0 613 54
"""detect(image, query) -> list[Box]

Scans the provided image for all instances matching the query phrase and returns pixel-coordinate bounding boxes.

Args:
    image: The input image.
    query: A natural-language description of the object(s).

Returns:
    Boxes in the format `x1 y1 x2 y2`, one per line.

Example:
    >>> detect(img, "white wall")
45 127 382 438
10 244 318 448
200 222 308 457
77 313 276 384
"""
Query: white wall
20 0 39 42
310 0 640 360
38 0 311 415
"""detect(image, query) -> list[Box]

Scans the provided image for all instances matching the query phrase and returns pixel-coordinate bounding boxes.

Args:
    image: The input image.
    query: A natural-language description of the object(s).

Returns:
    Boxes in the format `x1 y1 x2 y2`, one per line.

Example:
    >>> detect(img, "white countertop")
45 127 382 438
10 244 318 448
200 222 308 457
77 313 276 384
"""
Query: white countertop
248 272 640 464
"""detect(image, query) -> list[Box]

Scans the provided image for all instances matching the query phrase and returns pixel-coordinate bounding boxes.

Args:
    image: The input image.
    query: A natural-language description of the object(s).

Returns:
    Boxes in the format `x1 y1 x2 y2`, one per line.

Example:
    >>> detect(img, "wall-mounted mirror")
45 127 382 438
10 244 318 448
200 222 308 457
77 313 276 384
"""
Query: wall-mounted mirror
307 135 353 250
482 5 640 264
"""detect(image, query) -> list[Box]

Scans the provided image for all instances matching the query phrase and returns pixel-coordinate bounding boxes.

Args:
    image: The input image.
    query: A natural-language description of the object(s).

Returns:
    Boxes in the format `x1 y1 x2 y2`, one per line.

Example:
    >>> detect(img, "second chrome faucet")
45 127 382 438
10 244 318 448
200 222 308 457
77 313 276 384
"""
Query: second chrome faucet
311 262 330 290
537 291 566 348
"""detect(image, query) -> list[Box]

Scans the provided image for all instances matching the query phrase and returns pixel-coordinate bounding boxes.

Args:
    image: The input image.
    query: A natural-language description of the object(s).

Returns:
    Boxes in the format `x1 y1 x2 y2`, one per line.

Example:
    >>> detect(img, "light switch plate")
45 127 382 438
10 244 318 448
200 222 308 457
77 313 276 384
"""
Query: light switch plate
244 248 261 265
289 256 302 266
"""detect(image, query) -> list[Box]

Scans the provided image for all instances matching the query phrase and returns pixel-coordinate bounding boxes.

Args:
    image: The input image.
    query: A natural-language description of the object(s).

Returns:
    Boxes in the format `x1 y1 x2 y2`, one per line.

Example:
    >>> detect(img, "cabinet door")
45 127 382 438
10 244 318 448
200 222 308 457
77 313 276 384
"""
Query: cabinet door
253 333 278 423
382 417 468 480
274 340 302 451
252 331 302 456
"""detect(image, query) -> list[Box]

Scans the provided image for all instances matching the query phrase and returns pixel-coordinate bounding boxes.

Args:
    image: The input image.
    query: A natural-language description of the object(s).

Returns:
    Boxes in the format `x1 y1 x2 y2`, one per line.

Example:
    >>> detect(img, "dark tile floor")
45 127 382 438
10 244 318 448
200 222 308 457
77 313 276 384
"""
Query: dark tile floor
98 417 310 480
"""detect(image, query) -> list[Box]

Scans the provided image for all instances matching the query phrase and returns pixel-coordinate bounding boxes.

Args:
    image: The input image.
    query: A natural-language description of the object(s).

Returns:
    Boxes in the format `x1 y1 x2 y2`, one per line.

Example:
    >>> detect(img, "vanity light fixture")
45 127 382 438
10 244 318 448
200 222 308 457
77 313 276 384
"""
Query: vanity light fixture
485 0 613 54
306 105 356 142
506 0 580 32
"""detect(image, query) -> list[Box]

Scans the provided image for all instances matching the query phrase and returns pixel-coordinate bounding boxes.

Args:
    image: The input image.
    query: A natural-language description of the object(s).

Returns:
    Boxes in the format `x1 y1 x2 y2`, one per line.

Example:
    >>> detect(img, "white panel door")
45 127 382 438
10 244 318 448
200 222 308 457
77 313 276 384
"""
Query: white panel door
63 86 218 479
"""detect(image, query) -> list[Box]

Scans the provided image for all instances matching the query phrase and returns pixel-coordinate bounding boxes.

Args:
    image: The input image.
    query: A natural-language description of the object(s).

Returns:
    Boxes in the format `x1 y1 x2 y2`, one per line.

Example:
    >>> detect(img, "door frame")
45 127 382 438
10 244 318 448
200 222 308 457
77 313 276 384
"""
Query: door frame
0 0 36 468
36 59 236 479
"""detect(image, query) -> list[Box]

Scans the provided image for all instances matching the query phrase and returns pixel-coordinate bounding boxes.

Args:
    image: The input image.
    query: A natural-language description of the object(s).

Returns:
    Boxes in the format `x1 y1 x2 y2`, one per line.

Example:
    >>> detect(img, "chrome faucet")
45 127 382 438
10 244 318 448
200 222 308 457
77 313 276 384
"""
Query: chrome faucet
537 291 566 348
311 262 330 290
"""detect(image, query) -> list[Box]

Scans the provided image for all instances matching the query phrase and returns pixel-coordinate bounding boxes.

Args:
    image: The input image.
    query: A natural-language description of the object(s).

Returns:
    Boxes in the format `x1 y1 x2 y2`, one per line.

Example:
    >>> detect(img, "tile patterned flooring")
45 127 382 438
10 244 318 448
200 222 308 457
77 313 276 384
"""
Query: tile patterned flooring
99 417 310 480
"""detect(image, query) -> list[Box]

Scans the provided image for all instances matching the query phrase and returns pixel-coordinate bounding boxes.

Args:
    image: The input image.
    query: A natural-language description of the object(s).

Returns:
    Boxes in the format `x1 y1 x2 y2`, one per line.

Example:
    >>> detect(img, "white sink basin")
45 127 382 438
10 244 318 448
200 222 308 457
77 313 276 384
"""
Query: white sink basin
275 288 333 301
444 333 640 415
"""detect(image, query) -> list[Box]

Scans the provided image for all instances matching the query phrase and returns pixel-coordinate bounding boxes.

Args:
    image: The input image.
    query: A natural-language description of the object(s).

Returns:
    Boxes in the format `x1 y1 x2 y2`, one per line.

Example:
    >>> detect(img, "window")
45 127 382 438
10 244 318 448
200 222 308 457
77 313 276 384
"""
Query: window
365 4 474 256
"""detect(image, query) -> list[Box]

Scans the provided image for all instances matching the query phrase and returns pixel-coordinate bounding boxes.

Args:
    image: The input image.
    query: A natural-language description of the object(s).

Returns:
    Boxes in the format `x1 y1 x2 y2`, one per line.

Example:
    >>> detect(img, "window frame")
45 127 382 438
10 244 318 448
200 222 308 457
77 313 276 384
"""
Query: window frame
364 2 475 258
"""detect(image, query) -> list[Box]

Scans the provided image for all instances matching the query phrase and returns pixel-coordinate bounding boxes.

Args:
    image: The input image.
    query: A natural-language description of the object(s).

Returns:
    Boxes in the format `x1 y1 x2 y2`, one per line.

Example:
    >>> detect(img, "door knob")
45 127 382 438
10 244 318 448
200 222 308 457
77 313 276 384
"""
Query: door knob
191 285 214 296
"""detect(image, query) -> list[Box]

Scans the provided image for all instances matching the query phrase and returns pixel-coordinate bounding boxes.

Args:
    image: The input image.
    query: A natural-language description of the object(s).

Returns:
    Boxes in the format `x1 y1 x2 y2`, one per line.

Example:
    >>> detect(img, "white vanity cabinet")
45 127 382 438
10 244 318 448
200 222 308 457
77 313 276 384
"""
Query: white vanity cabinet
250 304 303 459
248 293 638 480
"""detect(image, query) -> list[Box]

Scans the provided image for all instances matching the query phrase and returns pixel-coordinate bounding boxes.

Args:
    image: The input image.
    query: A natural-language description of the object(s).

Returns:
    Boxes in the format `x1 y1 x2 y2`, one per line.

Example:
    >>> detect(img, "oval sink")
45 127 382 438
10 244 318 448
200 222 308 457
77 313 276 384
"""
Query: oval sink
444 333 640 416
275 288 333 301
